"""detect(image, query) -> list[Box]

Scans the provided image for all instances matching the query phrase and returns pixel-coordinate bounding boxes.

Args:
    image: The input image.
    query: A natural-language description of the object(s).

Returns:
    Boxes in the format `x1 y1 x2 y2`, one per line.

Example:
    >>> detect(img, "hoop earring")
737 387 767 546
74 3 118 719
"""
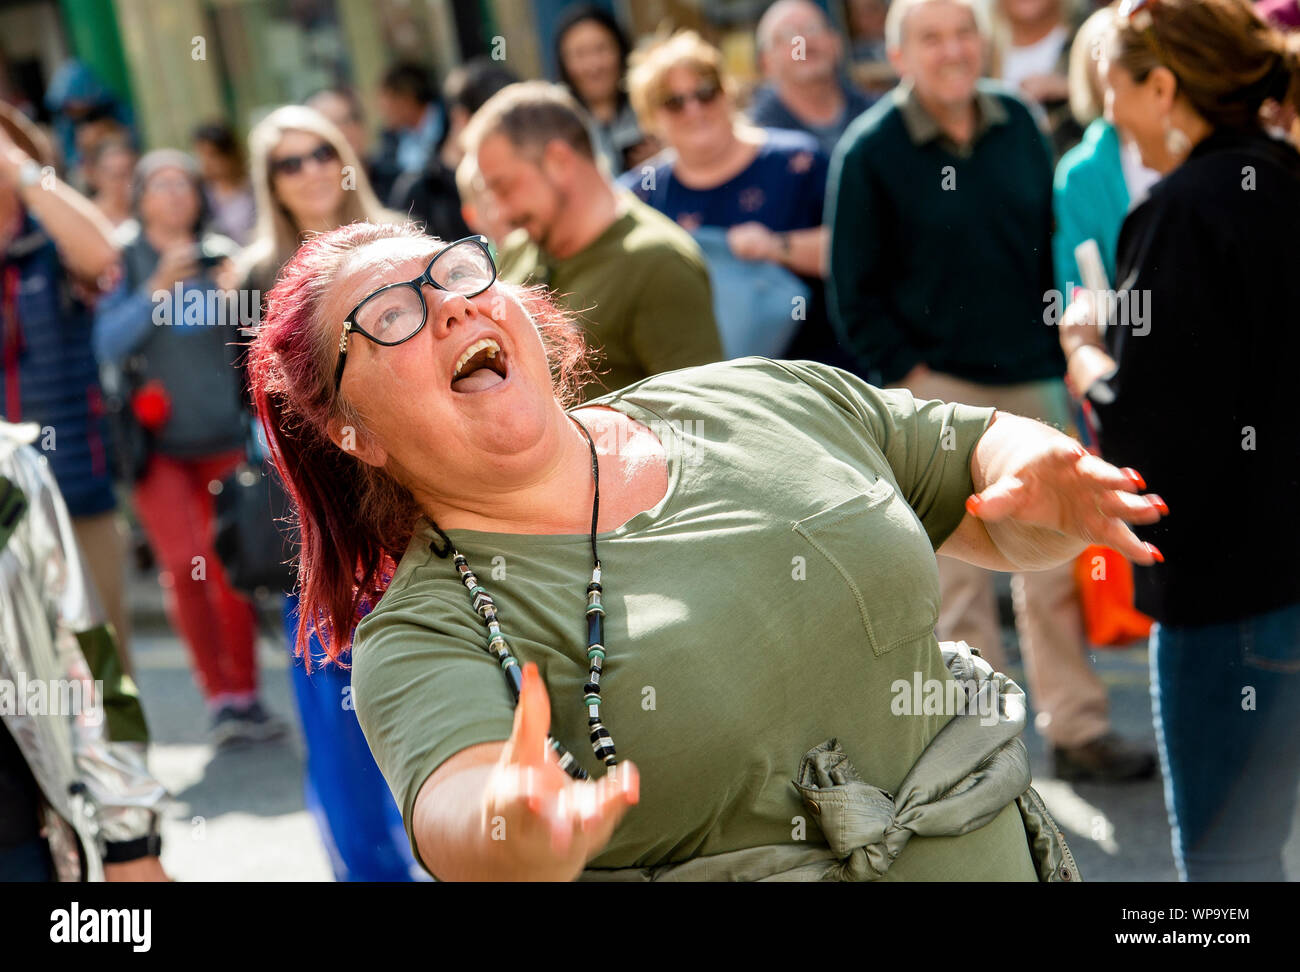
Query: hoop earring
1163 117 1192 158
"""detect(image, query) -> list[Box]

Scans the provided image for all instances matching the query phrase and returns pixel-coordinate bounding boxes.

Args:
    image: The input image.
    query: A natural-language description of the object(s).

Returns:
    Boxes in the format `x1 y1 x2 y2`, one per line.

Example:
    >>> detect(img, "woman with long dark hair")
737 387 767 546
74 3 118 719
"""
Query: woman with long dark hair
1060 0 1300 881
554 4 656 175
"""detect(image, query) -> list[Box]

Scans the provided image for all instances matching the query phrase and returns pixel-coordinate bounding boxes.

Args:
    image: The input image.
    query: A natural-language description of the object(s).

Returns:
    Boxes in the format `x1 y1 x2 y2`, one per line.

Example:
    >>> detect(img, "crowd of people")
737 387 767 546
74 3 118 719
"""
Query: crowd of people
1 0 1298 884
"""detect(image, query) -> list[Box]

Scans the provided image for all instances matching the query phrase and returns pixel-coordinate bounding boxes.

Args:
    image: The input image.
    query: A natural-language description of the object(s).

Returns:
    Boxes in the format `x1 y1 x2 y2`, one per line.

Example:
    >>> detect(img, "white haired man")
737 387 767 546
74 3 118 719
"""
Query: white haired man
827 0 1156 782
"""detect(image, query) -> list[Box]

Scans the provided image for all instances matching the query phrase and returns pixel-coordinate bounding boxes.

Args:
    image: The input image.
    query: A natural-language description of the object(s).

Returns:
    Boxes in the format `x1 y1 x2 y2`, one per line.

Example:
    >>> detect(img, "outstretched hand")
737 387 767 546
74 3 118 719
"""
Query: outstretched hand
966 436 1167 566
482 662 639 881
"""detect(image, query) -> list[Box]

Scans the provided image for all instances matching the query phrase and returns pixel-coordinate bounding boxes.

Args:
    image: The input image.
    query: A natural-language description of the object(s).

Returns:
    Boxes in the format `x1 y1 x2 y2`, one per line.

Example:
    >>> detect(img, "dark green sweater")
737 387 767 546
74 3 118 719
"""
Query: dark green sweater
826 81 1064 387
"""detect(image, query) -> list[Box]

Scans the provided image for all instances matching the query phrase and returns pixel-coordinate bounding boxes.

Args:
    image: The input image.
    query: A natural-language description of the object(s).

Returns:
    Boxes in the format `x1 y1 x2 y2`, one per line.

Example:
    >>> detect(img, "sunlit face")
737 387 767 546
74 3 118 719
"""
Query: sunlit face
892 1 983 107
325 236 558 486
652 65 732 156
1101 54 1171 172
139 166 201 234
561 20 623 106
762 4 841 86
269 130 347 229
475 132 563 250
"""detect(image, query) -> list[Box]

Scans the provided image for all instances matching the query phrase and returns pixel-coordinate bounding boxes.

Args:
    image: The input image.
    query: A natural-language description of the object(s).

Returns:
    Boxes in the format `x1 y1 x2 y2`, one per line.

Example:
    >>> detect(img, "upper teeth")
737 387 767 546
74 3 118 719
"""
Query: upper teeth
453 339 500 380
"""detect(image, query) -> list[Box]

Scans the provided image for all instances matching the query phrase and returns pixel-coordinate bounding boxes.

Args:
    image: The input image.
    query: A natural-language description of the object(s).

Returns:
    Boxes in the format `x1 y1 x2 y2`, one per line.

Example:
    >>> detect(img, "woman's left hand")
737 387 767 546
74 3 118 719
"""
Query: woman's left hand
726 221 779 262
966 435 1167 566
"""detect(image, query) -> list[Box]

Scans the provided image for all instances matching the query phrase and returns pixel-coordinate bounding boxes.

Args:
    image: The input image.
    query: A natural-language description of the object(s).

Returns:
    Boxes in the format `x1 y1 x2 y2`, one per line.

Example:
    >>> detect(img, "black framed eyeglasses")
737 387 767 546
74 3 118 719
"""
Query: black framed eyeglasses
333 236 497 393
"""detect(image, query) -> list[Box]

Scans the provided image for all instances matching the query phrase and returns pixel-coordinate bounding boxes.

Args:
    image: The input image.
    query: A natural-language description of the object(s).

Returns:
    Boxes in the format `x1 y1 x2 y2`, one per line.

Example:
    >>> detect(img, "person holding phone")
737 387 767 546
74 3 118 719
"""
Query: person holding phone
93 149 285 747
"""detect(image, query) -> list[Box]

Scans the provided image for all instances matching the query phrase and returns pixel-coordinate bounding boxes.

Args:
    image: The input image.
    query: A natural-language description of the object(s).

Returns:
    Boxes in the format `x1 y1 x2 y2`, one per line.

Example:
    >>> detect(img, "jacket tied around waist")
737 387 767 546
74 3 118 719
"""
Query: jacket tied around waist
580 640 1080 882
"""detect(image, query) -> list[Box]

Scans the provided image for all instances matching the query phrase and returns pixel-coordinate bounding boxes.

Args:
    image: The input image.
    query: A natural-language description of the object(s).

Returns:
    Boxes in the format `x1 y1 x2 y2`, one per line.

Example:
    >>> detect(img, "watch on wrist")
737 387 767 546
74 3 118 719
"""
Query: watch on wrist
102 830 163 864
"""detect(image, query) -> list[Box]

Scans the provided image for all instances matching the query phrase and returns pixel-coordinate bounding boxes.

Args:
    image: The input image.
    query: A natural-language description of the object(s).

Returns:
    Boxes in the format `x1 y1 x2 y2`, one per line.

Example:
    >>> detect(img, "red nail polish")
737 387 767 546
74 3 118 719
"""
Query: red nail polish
1148 495 1168 515
1145 543 1164 563
1123 468 1147 490
1072 285 1086 301
965 495 982 515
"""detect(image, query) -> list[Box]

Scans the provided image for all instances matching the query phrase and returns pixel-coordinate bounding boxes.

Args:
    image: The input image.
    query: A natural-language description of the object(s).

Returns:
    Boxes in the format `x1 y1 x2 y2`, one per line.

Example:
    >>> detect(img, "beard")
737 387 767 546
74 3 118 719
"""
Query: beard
533 176 570 255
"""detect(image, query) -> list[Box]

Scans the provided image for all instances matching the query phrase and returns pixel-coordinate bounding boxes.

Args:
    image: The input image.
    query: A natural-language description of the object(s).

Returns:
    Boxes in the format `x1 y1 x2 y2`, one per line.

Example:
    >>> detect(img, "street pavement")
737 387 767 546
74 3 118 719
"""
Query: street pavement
127 573 1300 882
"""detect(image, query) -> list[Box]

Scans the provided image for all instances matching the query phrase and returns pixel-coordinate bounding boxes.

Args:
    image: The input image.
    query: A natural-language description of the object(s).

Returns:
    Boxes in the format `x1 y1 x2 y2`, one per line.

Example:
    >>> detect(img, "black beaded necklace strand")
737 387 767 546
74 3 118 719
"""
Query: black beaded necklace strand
427 413 614 781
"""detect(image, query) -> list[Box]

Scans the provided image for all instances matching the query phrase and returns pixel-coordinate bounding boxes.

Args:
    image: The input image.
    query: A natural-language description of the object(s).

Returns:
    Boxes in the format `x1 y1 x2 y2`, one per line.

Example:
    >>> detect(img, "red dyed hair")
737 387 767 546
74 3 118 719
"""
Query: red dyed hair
246 221 593 666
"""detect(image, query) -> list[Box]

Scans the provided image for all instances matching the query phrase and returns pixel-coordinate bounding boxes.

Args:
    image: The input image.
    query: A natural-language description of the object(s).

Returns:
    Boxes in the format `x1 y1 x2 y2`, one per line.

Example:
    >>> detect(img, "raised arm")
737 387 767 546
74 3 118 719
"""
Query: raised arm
767 361 1165 573
0 128 118 281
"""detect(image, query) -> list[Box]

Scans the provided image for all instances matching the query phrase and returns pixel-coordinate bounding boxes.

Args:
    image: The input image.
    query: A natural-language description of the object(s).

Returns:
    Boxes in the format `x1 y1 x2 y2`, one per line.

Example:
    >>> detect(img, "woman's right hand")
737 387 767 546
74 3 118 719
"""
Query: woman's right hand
145 242 200 294
481 662 639 881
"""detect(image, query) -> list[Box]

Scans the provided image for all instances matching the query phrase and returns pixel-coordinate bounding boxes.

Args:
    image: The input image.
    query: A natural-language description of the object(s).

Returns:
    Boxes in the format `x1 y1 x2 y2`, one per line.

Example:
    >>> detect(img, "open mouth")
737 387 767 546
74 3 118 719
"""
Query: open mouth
451 338 508 393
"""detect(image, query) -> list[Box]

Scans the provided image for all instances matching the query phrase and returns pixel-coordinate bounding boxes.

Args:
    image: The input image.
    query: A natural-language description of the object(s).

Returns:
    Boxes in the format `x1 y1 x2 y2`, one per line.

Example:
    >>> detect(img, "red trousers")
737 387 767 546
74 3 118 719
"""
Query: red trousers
133 450 257 702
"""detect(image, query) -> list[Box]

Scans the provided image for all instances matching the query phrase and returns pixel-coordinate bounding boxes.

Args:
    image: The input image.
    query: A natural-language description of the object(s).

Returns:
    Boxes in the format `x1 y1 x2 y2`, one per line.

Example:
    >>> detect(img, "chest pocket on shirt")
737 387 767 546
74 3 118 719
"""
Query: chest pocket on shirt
793 476 940 658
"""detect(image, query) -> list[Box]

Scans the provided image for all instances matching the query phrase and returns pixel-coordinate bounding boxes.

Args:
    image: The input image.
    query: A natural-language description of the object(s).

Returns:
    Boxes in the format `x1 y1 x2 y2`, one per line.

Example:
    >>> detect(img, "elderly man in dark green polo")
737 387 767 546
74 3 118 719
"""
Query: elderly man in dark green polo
825 0 1156 782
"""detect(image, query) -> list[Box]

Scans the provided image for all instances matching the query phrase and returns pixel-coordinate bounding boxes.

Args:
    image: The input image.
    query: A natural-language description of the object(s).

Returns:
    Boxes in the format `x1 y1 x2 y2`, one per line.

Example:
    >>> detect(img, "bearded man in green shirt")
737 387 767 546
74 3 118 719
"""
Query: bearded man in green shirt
465 81 723 401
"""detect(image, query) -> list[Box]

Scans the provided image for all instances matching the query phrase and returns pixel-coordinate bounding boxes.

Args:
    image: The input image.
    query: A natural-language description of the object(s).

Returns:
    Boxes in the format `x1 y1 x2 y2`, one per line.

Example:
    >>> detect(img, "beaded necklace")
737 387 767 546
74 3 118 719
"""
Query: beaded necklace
428 413 612 781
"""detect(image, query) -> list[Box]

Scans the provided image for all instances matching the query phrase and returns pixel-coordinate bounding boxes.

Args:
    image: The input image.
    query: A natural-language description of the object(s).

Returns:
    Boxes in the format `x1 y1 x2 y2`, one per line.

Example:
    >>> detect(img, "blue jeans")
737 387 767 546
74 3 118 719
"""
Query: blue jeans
282 594 426 881
1150 599 1300 881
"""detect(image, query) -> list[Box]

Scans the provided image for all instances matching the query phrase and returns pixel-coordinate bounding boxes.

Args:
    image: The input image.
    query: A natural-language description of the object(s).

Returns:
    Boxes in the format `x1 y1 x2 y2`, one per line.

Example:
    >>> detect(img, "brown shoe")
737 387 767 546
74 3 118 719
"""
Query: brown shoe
1051 731 1157 782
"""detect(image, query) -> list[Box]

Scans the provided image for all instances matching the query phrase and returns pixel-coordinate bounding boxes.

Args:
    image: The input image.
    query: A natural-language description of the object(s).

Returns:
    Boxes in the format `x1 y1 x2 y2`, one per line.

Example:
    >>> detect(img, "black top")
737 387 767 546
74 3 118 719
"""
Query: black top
1088 127 1300 626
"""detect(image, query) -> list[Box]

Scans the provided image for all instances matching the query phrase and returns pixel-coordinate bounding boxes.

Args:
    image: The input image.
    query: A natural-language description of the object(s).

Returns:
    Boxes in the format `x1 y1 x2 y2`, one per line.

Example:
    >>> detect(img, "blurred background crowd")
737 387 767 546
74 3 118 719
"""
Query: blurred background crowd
1 0 1298 883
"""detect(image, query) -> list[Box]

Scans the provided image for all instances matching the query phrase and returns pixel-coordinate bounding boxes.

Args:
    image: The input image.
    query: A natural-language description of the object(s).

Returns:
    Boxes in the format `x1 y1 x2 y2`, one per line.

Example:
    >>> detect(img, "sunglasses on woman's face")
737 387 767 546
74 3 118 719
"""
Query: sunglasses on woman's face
659 81 722 114
270 142 339 177
333 236 498 393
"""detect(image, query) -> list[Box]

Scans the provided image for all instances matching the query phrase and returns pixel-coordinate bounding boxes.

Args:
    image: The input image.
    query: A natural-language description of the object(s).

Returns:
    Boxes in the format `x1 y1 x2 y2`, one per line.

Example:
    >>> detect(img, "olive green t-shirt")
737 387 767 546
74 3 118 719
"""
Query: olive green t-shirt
352 358 1037 881
497 194 723 400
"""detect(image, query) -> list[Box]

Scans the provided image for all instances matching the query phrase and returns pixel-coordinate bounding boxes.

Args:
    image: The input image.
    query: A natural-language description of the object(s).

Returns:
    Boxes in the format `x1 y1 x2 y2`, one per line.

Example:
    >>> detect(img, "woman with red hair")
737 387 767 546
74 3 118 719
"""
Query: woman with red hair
248 220 1166 881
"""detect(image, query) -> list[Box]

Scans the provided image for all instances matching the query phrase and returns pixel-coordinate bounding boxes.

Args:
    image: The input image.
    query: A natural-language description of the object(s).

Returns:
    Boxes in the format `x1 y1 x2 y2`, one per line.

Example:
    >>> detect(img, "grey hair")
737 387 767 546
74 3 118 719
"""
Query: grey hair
756 0 830 52
885 0 987 50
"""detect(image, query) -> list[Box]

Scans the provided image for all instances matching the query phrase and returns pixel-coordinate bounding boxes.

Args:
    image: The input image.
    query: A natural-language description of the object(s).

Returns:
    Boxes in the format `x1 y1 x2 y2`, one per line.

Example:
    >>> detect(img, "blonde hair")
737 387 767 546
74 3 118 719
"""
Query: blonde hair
1068 5 1116 126
627 30 737 137
241 104 396 287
